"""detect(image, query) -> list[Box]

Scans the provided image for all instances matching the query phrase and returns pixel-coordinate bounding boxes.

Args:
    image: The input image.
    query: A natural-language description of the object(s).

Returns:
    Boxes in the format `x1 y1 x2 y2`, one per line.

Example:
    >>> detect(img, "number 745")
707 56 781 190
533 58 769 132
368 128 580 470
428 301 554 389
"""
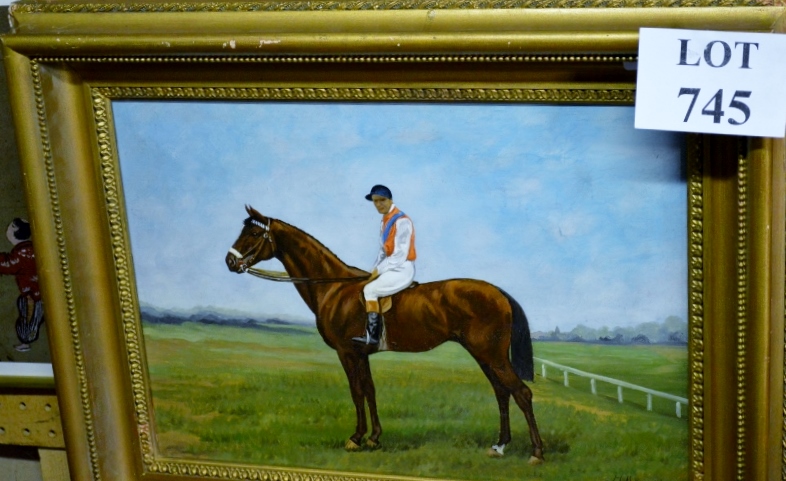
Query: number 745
678 88 751 125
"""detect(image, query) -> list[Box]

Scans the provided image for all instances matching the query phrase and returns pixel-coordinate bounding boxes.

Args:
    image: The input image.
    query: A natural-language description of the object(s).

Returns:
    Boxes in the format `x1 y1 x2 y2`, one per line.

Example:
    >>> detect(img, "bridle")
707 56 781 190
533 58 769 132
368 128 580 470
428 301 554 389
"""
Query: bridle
228 217 368 284
227 217 274 273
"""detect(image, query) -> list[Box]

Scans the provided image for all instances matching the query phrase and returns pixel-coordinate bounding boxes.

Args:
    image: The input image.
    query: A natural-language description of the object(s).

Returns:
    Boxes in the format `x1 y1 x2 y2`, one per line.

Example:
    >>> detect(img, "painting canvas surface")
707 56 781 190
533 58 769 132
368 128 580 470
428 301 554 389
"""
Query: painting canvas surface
113 101 688 481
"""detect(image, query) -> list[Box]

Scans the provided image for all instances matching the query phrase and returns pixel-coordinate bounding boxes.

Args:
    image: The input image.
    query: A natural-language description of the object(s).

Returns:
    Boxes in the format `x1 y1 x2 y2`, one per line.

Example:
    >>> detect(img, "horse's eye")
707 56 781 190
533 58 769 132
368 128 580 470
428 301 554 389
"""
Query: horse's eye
252 231 261 237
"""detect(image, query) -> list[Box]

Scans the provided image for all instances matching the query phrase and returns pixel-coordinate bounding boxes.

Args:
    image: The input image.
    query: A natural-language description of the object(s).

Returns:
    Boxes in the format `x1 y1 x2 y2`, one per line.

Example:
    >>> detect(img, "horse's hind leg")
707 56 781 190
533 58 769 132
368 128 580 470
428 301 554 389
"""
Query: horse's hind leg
491 364 544 464
477 364 511 457
514 383 544 464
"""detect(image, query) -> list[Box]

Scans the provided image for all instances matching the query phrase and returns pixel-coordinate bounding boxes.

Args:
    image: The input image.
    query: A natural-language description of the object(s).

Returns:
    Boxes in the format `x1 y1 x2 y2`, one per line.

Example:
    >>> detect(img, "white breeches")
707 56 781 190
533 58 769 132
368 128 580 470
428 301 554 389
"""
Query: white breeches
363 261 415 301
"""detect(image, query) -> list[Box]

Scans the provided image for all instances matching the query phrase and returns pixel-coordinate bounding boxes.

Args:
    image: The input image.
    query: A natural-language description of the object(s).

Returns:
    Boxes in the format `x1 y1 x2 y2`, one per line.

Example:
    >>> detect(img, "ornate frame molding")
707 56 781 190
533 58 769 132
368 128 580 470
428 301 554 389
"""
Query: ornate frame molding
9 0 776 13
83 78 702 479
3 4 783 480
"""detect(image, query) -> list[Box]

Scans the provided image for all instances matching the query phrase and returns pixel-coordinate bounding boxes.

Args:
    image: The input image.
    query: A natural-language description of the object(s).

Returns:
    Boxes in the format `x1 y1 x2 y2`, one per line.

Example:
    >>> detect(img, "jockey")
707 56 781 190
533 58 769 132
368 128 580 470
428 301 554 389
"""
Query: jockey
0 218 44 352
353 185 416 345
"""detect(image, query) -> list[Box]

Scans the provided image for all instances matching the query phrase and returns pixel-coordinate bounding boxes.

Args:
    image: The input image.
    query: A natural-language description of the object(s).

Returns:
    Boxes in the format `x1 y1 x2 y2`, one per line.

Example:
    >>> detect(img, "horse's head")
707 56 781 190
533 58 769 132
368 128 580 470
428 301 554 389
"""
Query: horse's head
225 205 277 274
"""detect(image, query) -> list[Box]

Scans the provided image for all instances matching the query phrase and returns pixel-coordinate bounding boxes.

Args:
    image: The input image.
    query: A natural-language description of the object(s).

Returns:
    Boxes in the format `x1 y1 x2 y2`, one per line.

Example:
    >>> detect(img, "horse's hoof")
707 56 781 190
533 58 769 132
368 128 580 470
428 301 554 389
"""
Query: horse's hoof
528 456 544 466
366 439 381 450
487 444 505 458
345 439 362 452
487 448 504 458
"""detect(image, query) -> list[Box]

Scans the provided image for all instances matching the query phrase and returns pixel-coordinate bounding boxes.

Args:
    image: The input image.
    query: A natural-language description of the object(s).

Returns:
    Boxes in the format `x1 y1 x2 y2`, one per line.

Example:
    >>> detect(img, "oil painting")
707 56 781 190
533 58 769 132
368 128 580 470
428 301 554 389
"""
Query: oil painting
113 101 688 481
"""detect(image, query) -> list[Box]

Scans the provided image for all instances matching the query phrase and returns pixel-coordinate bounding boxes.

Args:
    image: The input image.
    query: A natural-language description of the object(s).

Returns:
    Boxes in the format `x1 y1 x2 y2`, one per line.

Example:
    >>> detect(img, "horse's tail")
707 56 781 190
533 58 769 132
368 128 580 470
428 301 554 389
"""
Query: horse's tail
498 288 534 382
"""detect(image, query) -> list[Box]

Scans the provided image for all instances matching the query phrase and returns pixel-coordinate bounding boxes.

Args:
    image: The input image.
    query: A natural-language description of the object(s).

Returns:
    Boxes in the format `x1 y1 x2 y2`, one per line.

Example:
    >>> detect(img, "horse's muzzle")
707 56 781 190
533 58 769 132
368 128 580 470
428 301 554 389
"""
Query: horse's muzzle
225 251 248 273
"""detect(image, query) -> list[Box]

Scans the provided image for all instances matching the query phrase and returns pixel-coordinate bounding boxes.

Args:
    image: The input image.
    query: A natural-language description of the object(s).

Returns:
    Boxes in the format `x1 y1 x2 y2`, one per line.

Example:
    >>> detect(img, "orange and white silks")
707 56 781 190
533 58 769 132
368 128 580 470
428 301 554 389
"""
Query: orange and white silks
381 206 417 261
364 204 417 303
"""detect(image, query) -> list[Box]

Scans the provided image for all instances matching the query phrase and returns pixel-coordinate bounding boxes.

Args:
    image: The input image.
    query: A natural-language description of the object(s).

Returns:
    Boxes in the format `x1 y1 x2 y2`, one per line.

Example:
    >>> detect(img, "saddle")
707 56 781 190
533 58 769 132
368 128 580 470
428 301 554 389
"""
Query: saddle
358 281 419 313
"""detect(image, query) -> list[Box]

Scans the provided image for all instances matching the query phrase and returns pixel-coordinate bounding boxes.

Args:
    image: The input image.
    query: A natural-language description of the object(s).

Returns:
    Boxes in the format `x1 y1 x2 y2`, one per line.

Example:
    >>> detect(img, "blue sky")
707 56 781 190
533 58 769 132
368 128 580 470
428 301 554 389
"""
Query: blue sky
112 101 686 333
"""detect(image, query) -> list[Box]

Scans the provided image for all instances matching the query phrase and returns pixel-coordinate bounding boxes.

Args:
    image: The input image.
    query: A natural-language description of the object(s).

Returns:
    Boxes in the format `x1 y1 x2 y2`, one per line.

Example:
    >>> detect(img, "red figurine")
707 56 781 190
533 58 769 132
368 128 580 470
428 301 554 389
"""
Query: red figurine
1 218 44 352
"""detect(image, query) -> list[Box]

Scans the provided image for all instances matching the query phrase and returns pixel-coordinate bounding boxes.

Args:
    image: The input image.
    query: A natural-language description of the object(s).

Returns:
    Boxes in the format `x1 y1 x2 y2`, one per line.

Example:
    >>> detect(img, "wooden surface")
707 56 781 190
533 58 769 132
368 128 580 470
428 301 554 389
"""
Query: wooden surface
39 448 71 481
0 393 64 448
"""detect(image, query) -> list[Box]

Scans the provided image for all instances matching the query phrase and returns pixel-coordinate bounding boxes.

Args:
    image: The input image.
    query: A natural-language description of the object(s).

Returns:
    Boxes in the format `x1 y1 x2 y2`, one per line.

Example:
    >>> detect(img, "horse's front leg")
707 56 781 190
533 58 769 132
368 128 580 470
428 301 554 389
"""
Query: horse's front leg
357 355 382 449
337 350 368 450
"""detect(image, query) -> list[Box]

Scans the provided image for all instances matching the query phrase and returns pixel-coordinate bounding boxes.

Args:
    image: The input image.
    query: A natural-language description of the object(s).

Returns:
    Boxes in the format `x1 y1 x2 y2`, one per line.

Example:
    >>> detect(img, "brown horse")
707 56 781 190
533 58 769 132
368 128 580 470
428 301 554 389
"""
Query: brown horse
225 206 544 464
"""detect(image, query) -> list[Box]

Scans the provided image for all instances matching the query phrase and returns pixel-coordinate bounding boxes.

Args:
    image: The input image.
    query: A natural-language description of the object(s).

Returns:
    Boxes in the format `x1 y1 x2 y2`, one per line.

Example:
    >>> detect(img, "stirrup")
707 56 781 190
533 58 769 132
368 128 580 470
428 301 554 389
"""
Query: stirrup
352 331 379 345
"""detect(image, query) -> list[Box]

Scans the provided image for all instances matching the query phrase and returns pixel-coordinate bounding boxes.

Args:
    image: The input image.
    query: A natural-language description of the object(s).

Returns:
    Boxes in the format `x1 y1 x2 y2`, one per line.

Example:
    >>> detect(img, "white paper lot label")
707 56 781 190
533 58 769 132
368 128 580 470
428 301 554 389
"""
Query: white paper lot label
635 28 786 138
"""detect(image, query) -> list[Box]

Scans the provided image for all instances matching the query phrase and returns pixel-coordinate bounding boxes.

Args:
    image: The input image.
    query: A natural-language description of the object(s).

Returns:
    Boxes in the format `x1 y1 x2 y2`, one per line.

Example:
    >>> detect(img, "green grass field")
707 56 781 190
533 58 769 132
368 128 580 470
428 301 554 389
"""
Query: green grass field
142 322 689 481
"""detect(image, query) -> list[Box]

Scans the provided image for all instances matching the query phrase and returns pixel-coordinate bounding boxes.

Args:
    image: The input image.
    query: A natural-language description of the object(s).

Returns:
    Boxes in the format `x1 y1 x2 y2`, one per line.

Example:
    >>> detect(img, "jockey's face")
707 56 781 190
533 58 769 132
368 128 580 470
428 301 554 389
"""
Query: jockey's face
372 195 392 215
6 223 18 245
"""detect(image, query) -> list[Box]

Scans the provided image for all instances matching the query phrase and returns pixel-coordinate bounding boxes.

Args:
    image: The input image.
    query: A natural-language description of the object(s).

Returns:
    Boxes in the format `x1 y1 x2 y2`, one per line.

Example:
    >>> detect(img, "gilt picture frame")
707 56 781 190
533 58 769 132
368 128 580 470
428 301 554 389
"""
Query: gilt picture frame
1 2 785 481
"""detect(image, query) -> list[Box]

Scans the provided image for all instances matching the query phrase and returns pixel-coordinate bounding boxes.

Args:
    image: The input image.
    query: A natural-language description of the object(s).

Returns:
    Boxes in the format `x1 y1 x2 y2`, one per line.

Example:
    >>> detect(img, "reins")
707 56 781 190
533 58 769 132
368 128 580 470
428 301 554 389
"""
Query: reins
237 215 368 284
245 266 369 284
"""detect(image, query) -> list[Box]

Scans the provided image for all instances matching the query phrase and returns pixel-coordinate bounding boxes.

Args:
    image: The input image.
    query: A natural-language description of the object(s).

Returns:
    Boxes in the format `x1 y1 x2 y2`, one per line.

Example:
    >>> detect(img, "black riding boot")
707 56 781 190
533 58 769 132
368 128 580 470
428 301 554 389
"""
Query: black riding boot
353 312 380 345
16 296 44 344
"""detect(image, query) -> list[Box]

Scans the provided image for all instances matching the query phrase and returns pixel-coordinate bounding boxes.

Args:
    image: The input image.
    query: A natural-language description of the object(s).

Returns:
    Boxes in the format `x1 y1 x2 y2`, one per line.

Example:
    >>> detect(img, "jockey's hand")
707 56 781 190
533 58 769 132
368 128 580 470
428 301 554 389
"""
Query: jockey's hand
368 269 379 280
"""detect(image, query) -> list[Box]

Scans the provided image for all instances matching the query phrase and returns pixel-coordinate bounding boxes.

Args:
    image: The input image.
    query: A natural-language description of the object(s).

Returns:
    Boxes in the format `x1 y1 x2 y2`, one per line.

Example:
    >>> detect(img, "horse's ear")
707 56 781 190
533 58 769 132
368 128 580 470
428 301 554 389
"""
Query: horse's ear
245 205 265 220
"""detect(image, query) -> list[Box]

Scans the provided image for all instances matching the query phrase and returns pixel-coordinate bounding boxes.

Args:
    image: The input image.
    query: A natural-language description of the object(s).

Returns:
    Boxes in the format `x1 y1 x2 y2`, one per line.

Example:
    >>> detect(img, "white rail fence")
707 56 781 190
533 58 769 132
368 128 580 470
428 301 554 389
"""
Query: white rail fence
534 357 688 419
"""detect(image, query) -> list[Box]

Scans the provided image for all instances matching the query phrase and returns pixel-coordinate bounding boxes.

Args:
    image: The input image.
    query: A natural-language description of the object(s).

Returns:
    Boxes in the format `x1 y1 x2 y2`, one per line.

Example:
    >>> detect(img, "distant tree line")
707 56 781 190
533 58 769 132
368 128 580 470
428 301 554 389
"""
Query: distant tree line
533 315 688 345
139 305 310 328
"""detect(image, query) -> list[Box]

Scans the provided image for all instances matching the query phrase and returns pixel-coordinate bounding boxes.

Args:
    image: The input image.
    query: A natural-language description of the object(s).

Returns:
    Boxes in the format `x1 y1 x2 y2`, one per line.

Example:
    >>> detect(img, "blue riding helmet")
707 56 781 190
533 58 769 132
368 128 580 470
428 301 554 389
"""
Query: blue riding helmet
365 185 392 201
